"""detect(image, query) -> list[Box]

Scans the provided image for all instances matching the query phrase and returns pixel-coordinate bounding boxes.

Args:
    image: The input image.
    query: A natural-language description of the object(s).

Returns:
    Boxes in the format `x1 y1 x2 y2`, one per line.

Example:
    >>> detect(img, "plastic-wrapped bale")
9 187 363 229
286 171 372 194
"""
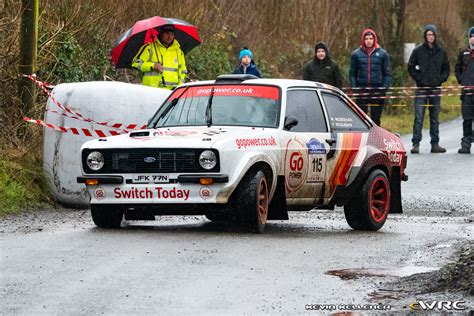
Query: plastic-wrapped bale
43 81 171 207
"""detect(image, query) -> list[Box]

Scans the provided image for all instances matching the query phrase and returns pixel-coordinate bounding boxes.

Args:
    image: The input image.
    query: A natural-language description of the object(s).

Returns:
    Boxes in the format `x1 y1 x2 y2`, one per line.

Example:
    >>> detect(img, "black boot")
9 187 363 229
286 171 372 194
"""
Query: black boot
458 145 471 154
431 144 446 153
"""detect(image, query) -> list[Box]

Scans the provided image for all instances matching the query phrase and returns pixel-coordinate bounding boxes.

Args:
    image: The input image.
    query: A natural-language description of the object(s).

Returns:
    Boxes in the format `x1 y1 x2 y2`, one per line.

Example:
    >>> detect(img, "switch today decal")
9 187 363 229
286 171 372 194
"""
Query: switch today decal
112 187 191 201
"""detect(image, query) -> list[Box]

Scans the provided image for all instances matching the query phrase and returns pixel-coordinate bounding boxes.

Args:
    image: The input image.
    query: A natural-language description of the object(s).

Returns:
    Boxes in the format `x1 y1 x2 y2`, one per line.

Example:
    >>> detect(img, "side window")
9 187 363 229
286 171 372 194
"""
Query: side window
286 90 327 132
322 93 369 132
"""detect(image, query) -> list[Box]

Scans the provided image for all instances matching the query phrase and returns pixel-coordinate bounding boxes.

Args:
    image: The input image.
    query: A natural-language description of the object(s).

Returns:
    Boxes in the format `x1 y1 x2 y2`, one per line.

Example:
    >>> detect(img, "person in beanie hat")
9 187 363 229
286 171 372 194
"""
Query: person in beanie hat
454 26 474 154
408 24 450 154
303 42 342 88
349 28 392 126
233 47 261 77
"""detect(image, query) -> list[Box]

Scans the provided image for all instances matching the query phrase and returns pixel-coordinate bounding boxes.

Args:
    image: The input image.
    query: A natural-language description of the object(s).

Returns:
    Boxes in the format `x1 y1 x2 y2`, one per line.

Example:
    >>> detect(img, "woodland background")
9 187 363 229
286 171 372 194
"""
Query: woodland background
0 0 473 211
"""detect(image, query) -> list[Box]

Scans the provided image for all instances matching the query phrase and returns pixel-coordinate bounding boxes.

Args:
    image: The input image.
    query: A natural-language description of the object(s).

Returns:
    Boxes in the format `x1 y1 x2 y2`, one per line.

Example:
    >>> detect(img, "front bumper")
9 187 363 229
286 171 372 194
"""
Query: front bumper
77 174 230 204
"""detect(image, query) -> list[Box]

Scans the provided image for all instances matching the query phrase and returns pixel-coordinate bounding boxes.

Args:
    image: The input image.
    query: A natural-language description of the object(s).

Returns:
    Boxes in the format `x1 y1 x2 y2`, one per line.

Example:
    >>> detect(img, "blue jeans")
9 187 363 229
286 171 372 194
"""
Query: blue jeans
461 119 473 147
411 88 441 145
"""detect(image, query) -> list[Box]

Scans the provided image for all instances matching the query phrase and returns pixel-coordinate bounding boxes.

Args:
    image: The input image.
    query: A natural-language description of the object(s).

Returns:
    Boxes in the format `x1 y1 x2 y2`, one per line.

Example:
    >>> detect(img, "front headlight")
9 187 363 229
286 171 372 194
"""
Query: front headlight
86 151 104 171
199 150 217 170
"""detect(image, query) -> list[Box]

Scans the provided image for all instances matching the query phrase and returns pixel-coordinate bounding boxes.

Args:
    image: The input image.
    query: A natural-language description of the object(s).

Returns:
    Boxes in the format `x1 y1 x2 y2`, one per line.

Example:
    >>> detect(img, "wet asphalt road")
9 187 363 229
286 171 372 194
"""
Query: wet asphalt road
1 118 473 314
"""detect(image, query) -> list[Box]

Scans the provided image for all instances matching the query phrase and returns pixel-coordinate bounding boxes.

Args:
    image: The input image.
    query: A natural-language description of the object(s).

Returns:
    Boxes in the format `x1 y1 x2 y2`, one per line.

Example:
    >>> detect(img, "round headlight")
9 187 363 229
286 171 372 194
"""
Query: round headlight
199 150 217 170
86 151 104 171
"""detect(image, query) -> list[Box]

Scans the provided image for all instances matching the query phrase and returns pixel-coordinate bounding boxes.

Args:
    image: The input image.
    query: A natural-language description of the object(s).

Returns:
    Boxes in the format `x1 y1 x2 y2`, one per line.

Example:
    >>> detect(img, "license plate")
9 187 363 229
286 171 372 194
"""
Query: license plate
132 174 170 183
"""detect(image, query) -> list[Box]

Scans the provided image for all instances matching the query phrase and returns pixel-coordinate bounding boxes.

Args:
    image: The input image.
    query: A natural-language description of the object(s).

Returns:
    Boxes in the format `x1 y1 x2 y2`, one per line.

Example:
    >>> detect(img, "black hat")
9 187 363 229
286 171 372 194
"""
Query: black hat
315 42 328 51
160 24 175 33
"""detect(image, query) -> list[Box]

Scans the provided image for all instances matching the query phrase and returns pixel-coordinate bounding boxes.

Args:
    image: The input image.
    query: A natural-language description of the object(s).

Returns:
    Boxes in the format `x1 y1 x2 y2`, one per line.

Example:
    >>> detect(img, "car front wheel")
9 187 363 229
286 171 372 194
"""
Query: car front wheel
91 205 123 228
234 169 269 233
344 169 390 231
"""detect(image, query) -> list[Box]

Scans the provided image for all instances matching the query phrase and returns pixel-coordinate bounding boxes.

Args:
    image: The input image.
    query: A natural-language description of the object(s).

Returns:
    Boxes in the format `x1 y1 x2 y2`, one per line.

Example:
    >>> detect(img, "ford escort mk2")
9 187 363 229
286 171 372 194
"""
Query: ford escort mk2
78 75 408 232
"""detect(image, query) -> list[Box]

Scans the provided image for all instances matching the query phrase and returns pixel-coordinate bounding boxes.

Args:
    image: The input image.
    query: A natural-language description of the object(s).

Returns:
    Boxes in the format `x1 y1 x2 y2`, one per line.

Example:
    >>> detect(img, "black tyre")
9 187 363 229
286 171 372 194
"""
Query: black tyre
234 169 269 233
90 205 123 228
344 169 390 231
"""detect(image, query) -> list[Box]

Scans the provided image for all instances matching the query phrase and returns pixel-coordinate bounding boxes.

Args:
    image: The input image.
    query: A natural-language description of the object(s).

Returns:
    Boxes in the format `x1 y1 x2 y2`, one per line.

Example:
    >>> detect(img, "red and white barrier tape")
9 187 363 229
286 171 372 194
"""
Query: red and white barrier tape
23 117 127 137
347 91 474 99
22 74 147 131
44 109 147 130
343 85 474 91
21 74 468 137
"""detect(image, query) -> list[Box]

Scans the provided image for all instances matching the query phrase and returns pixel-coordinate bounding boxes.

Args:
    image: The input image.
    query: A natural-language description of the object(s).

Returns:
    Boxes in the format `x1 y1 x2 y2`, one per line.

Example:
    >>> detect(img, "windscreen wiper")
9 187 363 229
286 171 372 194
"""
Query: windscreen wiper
152 86 189 128
205 87 215 127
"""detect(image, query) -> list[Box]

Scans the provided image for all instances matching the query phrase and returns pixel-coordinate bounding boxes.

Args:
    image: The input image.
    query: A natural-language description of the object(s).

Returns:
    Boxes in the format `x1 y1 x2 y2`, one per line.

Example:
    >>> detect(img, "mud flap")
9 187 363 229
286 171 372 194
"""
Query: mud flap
268 176 289 220
390 169 403 213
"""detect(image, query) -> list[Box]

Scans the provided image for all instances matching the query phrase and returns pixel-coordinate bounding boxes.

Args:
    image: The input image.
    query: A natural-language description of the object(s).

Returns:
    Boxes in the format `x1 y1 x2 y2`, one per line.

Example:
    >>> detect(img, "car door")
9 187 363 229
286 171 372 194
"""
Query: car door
320 91 371 198
280 88 331 207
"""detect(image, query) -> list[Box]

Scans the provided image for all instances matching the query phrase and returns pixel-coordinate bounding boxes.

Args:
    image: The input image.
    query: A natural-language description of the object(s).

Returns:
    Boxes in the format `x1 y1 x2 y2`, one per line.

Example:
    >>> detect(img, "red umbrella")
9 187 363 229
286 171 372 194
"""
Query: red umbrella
111 16 201 69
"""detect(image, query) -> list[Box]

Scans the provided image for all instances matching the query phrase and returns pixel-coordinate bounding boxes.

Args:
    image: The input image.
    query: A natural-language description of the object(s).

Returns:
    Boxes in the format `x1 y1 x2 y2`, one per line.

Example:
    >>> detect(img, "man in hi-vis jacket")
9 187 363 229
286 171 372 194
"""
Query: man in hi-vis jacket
132 24 187 89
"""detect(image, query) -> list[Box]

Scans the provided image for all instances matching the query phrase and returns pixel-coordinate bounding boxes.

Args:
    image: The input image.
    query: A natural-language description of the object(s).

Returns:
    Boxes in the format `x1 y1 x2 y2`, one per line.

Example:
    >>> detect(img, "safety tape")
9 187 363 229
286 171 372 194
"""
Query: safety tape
347 91 474 99
21 74 147 131
21 74 469 132
343 85 474 91
23 117 128 137
44 109 147 130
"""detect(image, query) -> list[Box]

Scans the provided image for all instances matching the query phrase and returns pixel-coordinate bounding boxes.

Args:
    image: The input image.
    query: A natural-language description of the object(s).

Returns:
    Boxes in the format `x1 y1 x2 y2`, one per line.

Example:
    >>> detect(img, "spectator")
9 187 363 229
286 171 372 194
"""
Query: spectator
349 28 392 126
454 26 474 154
408 24 450 154
233 47 261 78
132 24 187 89
303 42 342 88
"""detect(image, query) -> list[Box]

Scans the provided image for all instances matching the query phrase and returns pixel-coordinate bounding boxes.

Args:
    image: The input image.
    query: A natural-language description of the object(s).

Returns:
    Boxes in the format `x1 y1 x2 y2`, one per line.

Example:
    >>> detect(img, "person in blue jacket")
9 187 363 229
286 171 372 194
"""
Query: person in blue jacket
349 28 392 126
233 47 261 78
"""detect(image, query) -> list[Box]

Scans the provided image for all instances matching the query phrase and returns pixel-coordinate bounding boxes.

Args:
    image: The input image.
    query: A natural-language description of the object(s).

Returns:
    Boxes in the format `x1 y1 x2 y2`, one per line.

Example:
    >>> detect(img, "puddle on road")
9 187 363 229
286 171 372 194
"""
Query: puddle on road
326 266 438 280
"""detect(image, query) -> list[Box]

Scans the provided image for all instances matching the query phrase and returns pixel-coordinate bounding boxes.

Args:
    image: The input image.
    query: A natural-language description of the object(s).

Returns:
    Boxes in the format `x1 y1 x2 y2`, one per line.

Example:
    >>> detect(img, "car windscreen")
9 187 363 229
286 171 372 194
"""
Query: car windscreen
149 84 281 128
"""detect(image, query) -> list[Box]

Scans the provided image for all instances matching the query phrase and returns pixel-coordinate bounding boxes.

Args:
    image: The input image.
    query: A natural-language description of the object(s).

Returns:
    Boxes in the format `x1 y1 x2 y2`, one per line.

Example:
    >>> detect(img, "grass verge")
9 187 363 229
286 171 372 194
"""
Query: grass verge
0 147 52 215
382 103 461 135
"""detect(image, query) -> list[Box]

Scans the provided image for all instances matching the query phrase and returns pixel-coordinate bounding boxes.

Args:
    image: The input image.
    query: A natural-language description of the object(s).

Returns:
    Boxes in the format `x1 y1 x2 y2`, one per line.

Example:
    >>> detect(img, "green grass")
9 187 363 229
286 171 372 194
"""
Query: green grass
382 103 461 135
0 151 51 215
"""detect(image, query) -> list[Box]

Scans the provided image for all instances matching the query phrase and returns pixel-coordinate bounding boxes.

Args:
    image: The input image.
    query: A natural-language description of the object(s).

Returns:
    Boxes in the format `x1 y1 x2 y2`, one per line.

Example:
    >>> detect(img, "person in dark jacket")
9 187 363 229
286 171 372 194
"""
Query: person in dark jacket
408 24 450 154
233 47 261 77
454 26 474 154
303 42 342 88
349 28 392 126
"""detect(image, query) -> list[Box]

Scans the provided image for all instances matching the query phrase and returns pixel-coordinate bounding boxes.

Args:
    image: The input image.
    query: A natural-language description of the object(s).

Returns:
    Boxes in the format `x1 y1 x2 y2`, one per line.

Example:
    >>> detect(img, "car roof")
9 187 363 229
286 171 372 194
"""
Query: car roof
181 78 344 94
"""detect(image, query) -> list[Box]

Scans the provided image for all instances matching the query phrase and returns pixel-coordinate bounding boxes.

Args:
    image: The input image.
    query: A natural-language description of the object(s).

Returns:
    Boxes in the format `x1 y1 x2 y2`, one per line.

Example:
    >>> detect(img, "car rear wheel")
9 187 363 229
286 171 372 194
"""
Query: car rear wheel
344 169 390 231
91 205 123 228
234 169 269 233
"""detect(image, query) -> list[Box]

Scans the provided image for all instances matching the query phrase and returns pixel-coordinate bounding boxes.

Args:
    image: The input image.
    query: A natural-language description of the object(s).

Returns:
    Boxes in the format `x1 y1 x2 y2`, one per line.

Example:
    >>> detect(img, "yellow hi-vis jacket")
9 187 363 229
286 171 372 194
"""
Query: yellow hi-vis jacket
132 39 187 89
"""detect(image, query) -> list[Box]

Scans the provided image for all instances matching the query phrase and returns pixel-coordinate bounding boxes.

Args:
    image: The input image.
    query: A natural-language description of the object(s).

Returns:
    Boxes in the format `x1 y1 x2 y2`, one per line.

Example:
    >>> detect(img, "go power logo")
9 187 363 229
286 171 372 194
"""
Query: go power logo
284 138 308 192
409 300 466 311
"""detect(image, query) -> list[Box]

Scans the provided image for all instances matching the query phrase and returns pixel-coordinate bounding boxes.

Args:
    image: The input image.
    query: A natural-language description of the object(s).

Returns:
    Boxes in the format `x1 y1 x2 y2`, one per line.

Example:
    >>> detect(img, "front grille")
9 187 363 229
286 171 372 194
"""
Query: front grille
82 148 219 174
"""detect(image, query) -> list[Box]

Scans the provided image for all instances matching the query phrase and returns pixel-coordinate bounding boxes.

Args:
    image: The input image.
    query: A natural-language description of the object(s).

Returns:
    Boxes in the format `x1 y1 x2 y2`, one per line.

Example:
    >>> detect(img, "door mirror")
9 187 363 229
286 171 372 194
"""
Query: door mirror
284 116 299 131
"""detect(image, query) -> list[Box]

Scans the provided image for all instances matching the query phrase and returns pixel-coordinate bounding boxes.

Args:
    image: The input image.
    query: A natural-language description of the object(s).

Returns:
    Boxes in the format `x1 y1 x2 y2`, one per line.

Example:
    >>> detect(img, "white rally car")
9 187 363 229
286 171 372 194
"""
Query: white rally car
78 75 407 233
